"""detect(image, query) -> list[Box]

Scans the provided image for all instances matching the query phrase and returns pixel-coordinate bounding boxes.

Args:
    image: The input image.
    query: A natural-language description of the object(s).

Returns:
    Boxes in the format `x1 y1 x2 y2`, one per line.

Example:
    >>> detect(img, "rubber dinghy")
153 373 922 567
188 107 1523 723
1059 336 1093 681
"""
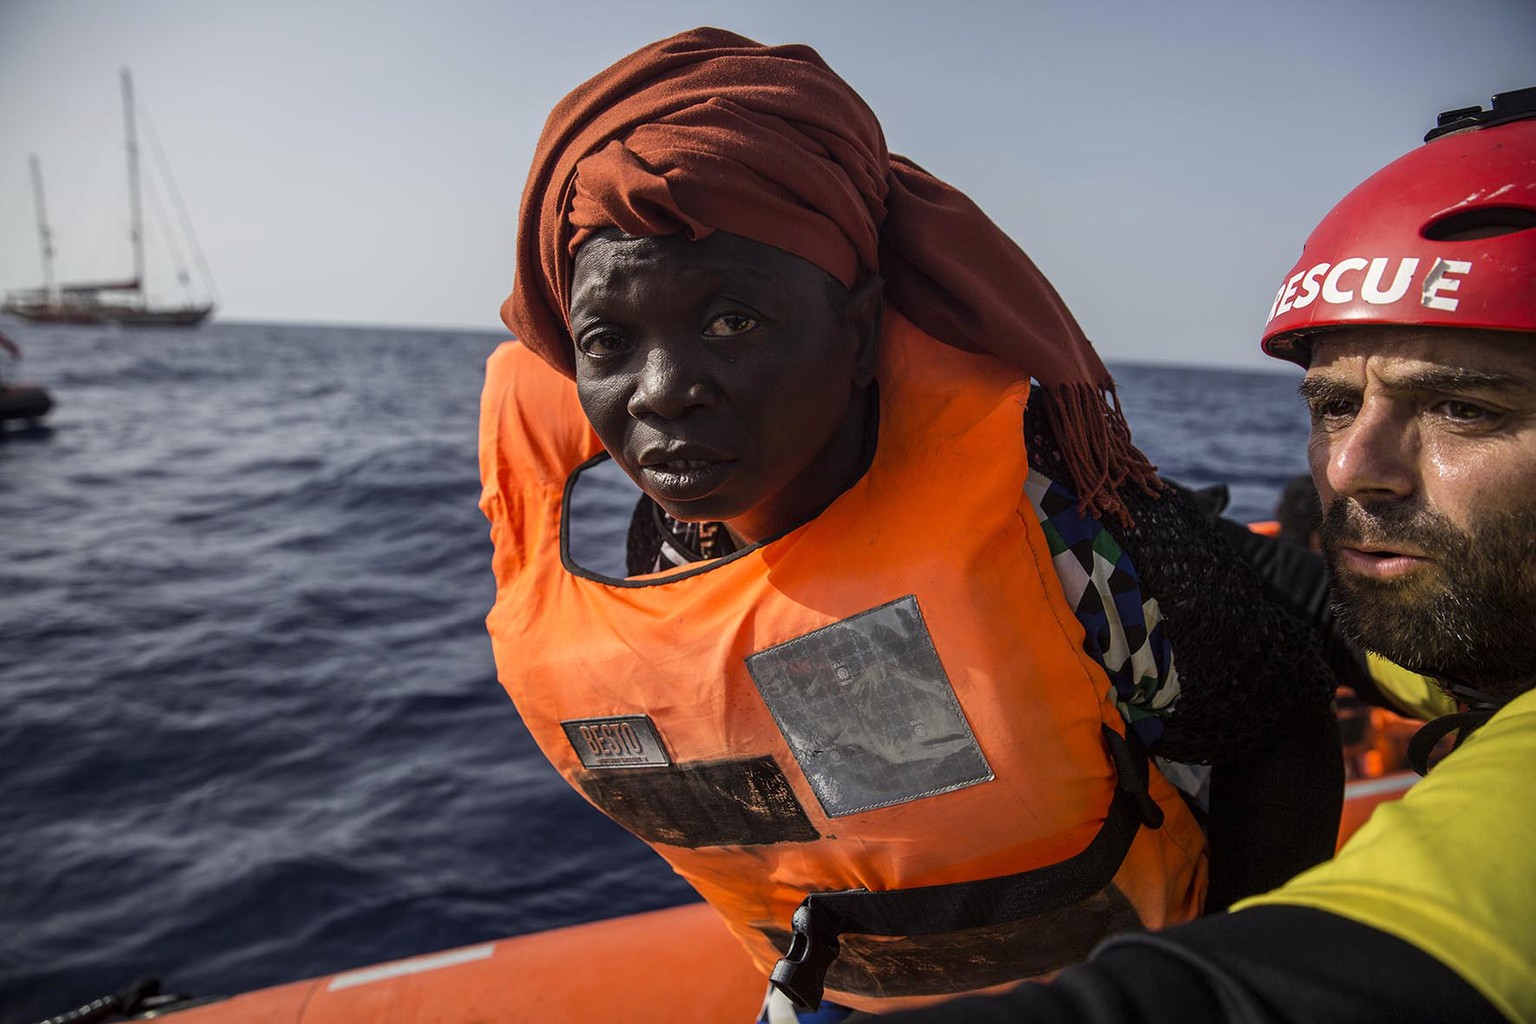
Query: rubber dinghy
39 775 1414 1024
0 382 53 427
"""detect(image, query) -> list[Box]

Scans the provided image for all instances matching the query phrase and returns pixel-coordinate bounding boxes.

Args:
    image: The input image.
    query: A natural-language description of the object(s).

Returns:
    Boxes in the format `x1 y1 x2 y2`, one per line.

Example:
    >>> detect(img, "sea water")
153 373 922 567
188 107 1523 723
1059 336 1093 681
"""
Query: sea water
0 321 1310 1020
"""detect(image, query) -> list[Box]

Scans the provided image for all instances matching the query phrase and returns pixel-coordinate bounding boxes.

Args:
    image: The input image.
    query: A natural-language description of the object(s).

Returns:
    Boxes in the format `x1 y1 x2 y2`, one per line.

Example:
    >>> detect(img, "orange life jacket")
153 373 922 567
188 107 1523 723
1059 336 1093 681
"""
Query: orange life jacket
479 312 1207 1013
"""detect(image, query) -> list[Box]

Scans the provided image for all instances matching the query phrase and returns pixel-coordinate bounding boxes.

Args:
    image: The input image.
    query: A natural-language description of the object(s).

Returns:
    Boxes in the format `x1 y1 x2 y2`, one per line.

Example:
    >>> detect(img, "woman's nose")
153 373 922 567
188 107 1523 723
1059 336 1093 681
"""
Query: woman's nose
626 343 712 420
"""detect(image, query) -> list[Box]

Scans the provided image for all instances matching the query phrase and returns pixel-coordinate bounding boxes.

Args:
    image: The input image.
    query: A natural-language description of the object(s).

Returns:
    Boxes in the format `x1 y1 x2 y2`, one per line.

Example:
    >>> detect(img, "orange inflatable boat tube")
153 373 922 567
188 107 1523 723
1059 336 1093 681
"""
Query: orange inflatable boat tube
162 901 764 1024
127 774 1414 1023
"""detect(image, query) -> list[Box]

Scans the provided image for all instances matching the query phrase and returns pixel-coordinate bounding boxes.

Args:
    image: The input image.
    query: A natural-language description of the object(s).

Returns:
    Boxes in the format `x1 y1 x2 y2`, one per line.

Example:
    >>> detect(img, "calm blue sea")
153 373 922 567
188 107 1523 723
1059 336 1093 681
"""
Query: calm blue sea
0 320 1310 1022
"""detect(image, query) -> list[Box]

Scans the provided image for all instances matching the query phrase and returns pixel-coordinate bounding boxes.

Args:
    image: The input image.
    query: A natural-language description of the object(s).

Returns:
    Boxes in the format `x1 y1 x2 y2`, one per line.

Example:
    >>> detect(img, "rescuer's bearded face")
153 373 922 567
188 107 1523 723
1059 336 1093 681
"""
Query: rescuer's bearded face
1304 326 1536 699
1320 498 1536 696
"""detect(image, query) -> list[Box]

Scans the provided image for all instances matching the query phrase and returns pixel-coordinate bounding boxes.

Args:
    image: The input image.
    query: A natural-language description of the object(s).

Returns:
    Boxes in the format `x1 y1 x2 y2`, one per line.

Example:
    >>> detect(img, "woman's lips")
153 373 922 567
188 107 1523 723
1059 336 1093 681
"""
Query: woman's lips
638 458 737 501
1336 545 1431 580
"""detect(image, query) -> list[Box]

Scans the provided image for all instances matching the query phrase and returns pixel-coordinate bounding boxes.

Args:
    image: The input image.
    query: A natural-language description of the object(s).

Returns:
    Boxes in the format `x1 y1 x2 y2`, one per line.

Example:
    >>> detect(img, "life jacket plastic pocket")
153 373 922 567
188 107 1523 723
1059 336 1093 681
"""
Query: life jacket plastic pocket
746 595 993 817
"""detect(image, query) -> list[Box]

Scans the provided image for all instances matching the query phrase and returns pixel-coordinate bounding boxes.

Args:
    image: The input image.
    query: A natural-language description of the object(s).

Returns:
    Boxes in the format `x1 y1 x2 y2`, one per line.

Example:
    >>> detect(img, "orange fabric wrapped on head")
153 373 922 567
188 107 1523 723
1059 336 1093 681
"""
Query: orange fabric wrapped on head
503 25 1154 524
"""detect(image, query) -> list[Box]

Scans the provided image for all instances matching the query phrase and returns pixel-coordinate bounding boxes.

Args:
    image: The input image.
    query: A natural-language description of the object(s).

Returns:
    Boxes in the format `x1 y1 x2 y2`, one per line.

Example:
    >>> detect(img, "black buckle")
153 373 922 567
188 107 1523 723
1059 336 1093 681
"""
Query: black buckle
769 902 843 1010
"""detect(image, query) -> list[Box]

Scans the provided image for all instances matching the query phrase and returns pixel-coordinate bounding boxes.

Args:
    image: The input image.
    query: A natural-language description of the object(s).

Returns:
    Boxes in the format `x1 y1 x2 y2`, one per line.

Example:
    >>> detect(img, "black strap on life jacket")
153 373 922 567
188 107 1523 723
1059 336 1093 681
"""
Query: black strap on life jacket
769 723 1165 1010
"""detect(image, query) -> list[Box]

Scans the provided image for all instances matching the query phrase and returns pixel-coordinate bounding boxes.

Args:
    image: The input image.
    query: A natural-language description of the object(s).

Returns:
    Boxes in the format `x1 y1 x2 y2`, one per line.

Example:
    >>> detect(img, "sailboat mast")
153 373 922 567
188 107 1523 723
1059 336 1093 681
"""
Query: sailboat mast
28 154 57 300
122 67 144 292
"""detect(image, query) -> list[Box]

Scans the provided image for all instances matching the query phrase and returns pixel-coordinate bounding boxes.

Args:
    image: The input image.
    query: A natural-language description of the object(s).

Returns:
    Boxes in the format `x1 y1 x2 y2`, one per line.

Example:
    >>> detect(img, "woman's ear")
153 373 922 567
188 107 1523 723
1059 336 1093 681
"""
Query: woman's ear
845 276 884 387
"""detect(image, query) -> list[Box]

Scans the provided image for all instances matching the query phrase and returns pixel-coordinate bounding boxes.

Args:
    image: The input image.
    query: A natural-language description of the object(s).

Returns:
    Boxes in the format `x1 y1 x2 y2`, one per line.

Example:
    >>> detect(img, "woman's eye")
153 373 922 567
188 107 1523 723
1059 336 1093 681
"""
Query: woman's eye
577 331 630 358
704 314 758 338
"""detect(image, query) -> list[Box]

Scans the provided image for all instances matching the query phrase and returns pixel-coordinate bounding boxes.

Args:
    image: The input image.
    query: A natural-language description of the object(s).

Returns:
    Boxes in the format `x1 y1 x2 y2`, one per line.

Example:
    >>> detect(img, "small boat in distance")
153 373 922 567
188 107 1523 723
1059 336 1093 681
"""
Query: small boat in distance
0 381 53 428
2 69 216 327
0 328 53 429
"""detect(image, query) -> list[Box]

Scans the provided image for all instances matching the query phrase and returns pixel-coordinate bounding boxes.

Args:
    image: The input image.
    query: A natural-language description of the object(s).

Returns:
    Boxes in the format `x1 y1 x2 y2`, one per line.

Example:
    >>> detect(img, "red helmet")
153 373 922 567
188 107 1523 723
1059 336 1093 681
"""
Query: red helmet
1262 88 1536 366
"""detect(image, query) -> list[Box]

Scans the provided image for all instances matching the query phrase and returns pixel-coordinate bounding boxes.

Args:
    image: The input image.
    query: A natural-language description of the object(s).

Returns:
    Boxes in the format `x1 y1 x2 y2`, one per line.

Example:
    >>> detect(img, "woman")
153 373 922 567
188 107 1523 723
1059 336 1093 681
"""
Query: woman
479 27 1340 1019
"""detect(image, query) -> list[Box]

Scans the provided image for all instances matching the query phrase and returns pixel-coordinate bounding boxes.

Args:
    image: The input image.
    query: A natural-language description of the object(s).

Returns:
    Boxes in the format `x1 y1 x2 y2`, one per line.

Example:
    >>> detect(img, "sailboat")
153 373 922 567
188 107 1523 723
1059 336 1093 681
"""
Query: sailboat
2 69 216 327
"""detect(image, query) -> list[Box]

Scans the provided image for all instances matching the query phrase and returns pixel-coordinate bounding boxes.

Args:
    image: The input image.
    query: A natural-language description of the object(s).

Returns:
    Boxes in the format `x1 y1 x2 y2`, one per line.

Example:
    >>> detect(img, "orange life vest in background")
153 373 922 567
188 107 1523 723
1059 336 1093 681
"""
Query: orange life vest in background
478 313 1207 1013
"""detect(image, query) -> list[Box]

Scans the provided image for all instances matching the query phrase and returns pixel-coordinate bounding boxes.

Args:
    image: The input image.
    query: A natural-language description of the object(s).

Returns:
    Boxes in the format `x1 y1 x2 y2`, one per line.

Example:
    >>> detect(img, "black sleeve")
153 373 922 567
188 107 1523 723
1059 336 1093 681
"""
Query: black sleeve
1172 516 1348 908
1107 482 1345 907
1022 413 1343 906
1203 709 1341 911
872 906 1502 1024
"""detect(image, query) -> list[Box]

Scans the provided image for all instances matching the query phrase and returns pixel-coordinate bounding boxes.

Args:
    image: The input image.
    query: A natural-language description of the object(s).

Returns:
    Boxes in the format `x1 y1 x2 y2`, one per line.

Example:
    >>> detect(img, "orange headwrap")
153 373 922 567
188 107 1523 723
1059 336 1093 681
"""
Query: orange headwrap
503 26 1155 523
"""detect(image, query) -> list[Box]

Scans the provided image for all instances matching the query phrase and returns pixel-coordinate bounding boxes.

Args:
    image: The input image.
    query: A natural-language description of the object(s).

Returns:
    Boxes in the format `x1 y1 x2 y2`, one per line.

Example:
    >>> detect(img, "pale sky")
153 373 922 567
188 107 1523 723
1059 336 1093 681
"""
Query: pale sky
2 0 1532 367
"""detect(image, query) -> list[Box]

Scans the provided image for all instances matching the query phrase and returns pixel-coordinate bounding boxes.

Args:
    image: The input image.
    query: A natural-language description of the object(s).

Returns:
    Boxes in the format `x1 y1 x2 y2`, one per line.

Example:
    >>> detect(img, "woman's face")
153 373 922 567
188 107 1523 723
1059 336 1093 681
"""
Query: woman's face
569 230 879 544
